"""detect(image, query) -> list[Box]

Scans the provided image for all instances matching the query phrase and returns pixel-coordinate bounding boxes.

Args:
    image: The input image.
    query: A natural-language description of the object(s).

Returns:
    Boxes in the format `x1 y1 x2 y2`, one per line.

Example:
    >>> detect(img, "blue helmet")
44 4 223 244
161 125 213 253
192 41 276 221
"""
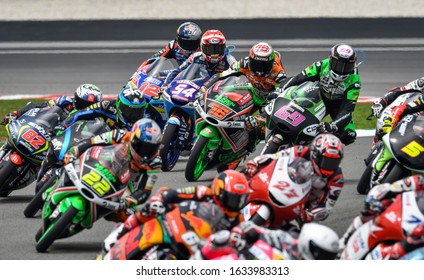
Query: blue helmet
116 88 147 129
130 118 162 163
176 22 202 57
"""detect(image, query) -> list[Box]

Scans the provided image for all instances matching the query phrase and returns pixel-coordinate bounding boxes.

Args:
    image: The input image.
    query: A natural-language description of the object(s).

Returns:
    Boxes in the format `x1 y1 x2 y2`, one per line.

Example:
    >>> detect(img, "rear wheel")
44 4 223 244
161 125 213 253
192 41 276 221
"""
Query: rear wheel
159 123 181 171
36 205 78 252
185 136 211 182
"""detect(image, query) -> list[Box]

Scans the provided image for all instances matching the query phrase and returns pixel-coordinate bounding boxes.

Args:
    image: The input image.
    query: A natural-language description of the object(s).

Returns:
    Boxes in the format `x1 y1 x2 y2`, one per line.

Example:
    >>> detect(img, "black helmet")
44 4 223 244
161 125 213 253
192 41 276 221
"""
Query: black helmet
329 43 357 81
116 87 147 129
74 84 102 110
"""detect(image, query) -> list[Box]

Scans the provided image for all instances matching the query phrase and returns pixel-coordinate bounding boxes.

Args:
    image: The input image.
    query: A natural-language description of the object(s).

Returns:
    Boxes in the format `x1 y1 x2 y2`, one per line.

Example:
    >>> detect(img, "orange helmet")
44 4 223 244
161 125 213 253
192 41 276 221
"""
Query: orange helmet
310 134 344 177
201 30 226 64
212 170 250 217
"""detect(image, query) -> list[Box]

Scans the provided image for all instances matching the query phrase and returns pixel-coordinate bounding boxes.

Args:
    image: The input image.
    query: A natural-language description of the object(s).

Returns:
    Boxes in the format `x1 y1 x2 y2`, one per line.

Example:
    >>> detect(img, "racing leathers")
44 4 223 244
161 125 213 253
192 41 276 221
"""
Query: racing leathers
101 185 242 255
136 39 198 69
2 96 74 125
339 175 424 251
280 58 362 145
378 77 424 133
202 53 287 101
243 145 344 223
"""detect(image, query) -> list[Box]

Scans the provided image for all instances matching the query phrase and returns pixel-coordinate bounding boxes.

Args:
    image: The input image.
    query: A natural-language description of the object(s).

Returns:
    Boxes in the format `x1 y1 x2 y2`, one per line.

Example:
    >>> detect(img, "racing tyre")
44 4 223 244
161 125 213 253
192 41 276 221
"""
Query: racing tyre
36 205 78 252
357 164 373 195
185 136 211 182
159 123 181 171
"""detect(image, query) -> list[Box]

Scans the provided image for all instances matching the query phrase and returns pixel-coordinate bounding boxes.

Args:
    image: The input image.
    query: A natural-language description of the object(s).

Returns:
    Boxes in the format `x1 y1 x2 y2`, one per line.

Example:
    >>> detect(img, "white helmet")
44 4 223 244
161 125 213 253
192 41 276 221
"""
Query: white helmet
298 223 339 260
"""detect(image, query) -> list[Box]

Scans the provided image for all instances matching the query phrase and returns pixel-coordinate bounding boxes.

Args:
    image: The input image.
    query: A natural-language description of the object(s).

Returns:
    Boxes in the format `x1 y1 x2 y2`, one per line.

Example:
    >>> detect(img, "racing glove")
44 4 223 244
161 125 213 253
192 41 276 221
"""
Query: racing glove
371 100 384 118
317 122 338 134
120 195 138 210
149 194 166 215
2 110 20 125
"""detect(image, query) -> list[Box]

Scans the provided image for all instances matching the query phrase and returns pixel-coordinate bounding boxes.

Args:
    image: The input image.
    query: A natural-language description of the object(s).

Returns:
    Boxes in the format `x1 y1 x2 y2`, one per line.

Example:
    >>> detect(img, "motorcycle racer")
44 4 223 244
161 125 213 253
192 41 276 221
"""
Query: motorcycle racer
2 83 102 125
339 174 424 251
378 77 424 133
136 22 202 68
63 118 162 221
280 43 361 145
195 221 339 260
163 29 237 86
243 133 344 224
200 42 287 154
57 87 148 131
101 170 250 253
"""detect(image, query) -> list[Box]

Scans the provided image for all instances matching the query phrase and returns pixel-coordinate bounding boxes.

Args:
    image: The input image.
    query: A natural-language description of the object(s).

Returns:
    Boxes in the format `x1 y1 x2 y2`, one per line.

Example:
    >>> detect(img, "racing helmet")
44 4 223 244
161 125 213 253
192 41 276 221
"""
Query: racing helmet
74 84 102 110
212 170 250 217
176 22 202 57
329 43 357 81
248 42 275 77
201 30 226 64
297 223 339 260
116 87 148 129
129 118 162 164
310 133 344 177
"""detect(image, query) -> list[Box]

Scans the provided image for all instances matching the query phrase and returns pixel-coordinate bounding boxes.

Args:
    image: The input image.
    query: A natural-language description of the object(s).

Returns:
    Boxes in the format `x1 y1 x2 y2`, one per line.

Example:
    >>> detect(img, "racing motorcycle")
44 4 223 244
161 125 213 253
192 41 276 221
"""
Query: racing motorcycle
340 190 424 260
357 114 424 195
0 106 64 197
23 119 110 218
35 143 132 252
99 200 222 260
127 57 178 129
261 81 326 155
185 77 259 182
243 156 313 229
357 91 422 194
160 62 210 171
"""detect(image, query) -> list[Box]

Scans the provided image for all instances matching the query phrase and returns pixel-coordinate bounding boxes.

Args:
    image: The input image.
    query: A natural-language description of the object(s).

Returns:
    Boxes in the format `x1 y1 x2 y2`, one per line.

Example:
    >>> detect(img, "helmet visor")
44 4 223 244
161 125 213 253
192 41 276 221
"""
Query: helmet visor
249 58 273 77
316 155 341 173
130 140 160 163
177 37 200 51
202 43 226 57
221 190 249 212
329 57 355 75
118 104 146 127
309 240 338 260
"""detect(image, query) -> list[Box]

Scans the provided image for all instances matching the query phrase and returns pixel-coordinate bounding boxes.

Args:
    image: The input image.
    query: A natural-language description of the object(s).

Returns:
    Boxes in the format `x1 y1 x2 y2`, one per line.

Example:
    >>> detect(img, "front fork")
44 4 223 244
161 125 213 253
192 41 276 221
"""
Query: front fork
168 113 193 149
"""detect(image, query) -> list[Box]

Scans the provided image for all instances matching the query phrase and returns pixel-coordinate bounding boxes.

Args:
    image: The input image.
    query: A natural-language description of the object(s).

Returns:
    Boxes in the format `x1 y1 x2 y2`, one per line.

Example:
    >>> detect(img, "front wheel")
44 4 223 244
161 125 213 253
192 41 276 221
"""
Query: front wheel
24 173 57 218
357 164 373 195
185 136 212 182
159 123 181 171
0 153 19 196
36 205 78 252
381 162 409 184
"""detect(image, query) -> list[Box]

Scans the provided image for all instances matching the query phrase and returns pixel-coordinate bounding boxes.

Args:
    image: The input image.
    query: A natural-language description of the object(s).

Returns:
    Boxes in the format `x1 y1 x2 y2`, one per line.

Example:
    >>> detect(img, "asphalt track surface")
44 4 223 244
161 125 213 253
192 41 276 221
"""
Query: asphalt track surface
0 19 423 260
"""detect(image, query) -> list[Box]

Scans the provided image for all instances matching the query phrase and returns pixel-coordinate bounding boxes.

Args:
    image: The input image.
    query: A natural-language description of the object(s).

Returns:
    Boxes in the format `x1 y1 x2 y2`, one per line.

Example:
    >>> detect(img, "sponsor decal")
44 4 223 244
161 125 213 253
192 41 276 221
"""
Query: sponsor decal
90 146 103 160
118 168 131 184
10 153 22 165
